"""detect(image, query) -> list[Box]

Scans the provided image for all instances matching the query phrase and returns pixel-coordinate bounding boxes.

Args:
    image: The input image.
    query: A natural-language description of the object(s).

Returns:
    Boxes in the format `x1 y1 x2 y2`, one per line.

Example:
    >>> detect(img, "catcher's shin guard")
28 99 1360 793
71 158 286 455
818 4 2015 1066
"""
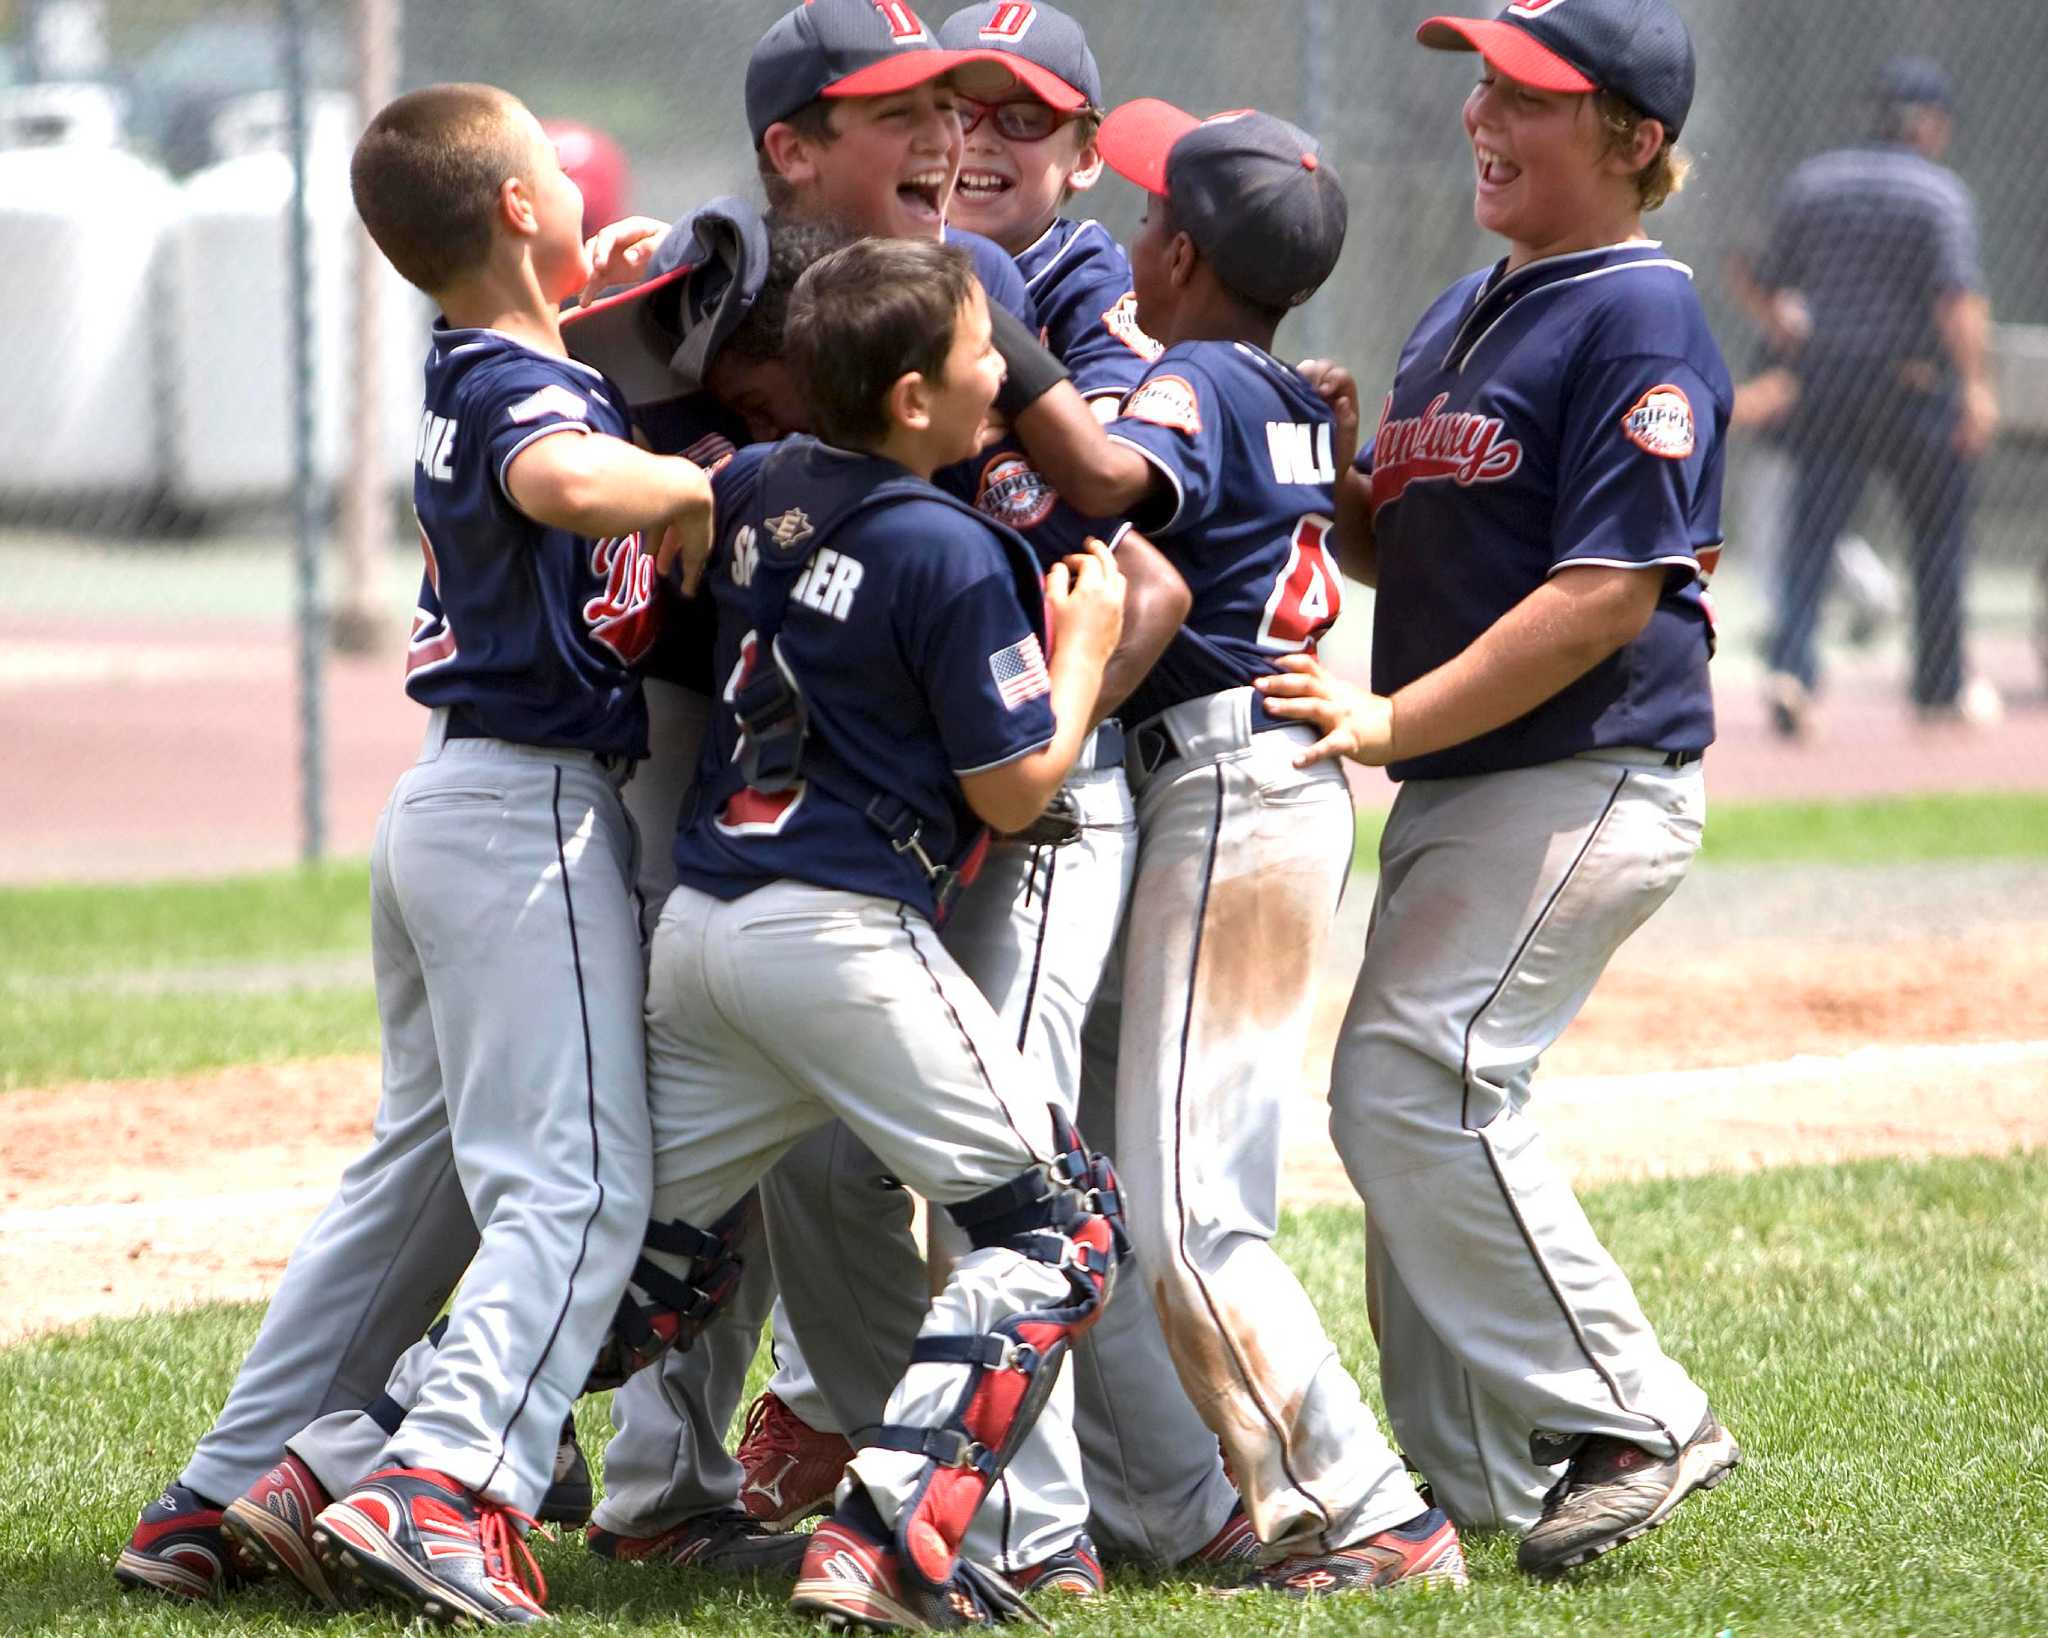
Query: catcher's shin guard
582 1193 755 1393
867 1112 1126 1594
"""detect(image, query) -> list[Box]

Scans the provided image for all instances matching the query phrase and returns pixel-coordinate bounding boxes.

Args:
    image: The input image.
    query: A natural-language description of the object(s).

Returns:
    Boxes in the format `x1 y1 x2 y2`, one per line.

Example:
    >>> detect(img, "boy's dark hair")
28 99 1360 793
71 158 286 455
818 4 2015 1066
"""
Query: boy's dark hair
722 214 858 363
352 83 533 293
756 101 840 213
785 239 979 449
1158 193 1289 326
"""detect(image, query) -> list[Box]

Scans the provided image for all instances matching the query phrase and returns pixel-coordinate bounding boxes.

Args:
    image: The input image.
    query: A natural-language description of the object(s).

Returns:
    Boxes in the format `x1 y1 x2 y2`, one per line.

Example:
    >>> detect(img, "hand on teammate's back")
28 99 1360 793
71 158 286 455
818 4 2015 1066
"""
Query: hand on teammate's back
1296 358 1363 470
1256 652 1396 768
1045 537 1127 673
652 467 717 595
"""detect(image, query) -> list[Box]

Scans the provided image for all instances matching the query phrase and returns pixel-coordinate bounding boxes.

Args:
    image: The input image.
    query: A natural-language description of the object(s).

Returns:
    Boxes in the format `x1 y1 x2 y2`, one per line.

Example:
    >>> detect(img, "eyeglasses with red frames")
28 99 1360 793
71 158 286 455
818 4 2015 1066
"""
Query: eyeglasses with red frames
956 97 1098 143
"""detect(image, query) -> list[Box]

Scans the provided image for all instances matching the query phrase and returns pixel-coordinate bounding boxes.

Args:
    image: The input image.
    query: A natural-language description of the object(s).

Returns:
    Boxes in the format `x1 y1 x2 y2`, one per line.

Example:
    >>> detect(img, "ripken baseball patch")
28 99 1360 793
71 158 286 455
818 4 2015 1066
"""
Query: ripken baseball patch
976 452 1058 530
1122 374 1202 437
1620 384 1695 459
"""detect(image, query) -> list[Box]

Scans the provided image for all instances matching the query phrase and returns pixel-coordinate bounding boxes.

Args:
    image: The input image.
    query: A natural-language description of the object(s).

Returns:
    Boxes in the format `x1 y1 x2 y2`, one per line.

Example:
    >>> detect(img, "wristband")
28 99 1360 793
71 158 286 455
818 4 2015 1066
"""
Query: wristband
990 302 1071 415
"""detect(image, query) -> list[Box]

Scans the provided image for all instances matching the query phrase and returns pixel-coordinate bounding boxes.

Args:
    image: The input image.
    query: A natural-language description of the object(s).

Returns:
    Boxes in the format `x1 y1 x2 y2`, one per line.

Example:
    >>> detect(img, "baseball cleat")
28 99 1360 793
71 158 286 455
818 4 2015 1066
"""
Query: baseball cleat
1009 1533 1103 1597
114 1481 245 1600
536 1415 592 1527
1185 1501 1262 1570
737 1390 854 1530
1237 1507 1468 1597
1516 1411 1741 1578
585 1508 810 1576
313 1466 548 1625
790 1491 1037 1631
791 1502 924 1632
220 1452 339 1605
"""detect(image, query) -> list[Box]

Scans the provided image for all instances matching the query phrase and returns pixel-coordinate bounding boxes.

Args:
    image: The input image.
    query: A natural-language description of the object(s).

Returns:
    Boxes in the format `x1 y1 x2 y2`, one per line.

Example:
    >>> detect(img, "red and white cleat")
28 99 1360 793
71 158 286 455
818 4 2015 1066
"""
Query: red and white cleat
314 1466 549 1626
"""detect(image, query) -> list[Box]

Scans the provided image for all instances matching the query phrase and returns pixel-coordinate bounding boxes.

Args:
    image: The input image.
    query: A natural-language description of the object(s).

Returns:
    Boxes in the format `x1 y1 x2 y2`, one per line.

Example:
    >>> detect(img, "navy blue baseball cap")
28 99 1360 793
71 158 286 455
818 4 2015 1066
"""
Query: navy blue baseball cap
938 3 1103 110
1874 55 1953 111
1098 100 1347 310
562 197 771 404
1417 0 1697 136
745 0 1085 146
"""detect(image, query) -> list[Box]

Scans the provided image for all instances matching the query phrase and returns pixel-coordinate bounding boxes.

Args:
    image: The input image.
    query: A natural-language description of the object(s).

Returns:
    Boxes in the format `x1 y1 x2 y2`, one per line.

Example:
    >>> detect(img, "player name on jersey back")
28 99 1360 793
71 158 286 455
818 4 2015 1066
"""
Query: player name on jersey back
1104 340 1346 729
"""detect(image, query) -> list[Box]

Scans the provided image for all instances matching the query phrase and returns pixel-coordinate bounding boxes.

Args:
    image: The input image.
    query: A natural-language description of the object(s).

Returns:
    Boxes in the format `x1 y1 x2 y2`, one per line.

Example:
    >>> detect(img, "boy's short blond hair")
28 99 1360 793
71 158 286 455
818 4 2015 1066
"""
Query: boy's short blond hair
352 83 535 293
1595 89 1689 212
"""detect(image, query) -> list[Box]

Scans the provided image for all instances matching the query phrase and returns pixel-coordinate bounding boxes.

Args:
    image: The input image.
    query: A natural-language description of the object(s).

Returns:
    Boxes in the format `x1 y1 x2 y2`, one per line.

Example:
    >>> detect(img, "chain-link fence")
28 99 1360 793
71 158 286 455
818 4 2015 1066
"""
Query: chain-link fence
2 0 2045 880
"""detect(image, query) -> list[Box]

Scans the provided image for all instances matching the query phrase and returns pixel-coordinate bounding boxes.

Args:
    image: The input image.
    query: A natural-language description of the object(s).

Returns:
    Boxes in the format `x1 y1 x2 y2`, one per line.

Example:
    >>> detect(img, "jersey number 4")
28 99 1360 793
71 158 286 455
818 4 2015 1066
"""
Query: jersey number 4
1257 514 1343 652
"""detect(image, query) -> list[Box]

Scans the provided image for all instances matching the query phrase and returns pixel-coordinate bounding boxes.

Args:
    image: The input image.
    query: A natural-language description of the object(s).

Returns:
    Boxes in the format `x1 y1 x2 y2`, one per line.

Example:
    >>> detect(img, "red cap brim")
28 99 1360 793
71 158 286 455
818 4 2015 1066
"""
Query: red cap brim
560 261 700 405
1096 97 1201 195
823 48 973 100
944 49 1090 111
1415 17 1595 93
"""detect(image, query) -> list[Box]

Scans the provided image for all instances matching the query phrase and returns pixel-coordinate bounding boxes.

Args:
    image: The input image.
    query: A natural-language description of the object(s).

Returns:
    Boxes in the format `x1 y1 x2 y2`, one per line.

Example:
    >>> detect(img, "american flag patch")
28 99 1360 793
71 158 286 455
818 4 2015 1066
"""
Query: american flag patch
989 634 1051 710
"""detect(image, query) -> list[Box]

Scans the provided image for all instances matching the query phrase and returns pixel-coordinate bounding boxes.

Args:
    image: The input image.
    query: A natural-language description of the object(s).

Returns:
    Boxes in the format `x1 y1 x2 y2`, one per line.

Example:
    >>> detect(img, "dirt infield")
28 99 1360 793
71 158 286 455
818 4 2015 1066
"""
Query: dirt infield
8 899 2045 1342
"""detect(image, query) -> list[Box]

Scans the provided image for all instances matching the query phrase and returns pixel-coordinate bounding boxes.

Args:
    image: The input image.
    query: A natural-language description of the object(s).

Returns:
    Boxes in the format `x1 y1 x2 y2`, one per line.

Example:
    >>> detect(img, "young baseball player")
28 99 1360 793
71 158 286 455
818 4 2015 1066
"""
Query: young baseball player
203 210 855 1612
115 83 717 1624
1254 0 1741 1578
938 2 1161 403
996 101 1470 1595
637 233 1128 1630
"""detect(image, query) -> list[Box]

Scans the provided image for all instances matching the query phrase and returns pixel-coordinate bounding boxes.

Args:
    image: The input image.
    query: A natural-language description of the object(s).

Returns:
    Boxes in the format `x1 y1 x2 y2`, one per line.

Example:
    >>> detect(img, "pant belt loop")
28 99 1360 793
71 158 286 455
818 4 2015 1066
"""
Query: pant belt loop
422 705 453 762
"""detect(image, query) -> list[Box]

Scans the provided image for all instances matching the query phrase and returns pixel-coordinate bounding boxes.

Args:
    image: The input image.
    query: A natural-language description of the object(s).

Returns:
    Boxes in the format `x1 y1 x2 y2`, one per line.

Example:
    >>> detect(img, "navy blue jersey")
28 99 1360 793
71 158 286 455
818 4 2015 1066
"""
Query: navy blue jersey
674 439 1056 922
1361 243 1731 782
949 223 1035 329
1016 217 1160 402
405 325 658 759
940 218 1151 570
1104 342 1347 728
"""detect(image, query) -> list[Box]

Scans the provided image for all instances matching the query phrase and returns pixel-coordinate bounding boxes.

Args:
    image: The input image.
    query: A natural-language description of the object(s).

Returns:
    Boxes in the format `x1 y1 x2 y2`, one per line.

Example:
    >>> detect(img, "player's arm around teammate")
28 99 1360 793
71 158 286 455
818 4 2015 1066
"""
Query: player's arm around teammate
1257 0 1741 1580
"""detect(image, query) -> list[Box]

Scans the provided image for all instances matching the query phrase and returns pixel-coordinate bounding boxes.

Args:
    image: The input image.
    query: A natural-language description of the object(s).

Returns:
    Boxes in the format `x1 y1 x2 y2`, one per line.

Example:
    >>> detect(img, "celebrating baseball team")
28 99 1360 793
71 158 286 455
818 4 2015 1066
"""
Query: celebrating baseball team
113 0 1744 1625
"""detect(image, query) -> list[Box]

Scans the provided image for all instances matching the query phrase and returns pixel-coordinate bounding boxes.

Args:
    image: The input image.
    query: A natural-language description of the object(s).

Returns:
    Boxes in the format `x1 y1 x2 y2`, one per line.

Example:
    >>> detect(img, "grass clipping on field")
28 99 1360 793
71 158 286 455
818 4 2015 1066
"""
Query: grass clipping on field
5 1152 2046 1635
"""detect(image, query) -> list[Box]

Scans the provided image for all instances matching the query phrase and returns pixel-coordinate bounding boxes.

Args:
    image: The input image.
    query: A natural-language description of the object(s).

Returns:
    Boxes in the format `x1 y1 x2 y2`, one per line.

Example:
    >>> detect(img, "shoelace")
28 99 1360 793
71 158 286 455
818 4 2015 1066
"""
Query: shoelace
477 1503 548 1611
740 1395 809 1460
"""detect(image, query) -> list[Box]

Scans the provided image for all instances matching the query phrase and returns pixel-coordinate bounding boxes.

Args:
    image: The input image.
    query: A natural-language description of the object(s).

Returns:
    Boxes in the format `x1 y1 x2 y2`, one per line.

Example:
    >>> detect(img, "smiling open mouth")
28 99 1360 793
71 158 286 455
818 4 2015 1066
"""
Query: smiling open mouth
955 169 1014 202
1475 145 1521 186
898 170 950 218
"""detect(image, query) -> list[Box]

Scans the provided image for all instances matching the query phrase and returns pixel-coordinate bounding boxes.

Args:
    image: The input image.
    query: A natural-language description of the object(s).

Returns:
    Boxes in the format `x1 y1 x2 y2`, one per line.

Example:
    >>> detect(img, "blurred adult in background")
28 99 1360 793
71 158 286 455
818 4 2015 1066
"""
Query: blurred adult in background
543 117 632 238
1734 56 2000 737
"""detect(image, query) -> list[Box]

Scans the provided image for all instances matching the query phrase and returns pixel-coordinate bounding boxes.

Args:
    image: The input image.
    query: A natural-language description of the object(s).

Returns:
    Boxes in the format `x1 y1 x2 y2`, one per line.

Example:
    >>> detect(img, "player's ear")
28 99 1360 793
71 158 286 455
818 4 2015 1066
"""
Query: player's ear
1065 142 1103 194
886 369 932 435
498 174 539 238
1601 113 1664 179
1167 229 1200 291
761 122 820 188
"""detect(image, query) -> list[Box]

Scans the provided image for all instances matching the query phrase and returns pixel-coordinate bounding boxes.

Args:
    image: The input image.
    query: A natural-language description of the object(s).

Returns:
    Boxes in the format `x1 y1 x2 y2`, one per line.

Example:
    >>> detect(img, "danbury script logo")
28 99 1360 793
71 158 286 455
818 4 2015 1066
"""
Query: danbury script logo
1369 391 1523 508
582 532 661 663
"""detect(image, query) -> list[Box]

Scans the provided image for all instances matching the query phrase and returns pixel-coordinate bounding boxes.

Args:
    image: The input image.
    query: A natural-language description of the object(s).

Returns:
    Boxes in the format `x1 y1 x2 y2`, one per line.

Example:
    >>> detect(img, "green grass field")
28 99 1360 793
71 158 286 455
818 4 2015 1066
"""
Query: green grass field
2 1152 2044 1634
1352 786 2048 873
5 788 2045 1092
